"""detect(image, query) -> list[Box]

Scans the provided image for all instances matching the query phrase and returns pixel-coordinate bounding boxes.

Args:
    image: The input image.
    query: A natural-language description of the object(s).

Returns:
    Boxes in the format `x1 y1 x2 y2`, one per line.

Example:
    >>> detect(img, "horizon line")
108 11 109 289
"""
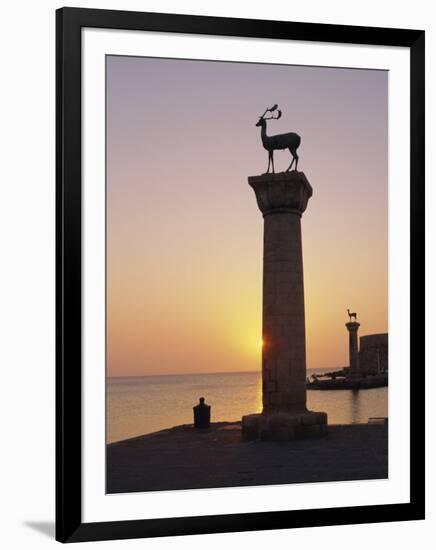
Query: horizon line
107 366 340 379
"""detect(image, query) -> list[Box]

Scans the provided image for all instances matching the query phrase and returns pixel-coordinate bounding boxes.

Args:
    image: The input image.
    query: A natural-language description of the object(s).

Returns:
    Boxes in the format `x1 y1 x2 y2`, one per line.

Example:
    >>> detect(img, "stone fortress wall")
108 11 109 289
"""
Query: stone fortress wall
358 333 388 375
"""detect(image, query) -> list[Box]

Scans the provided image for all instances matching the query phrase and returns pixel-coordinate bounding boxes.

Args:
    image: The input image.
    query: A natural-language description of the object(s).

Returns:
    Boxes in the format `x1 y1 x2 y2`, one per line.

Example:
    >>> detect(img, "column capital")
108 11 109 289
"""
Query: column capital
248 171 312 217
346 321 361 332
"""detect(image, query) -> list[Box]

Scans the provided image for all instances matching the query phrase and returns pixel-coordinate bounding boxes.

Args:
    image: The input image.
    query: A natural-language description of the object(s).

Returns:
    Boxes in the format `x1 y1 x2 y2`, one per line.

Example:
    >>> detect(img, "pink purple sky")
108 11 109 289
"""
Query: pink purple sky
106 55 388 377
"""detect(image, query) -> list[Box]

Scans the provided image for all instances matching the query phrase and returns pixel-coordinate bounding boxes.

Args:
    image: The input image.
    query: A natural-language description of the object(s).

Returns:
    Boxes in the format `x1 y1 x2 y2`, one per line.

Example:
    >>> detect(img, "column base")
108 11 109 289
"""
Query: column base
241 411 328 441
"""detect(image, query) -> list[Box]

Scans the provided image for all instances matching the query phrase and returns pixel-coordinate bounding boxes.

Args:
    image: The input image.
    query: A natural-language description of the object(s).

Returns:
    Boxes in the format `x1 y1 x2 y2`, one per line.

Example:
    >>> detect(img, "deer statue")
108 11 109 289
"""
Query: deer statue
255 104 301 174
347 309 357 322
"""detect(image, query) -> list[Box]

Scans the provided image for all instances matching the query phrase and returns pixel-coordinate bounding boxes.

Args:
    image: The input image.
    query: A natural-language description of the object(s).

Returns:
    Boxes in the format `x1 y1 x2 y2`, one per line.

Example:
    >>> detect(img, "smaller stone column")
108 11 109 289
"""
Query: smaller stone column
346 322 360 378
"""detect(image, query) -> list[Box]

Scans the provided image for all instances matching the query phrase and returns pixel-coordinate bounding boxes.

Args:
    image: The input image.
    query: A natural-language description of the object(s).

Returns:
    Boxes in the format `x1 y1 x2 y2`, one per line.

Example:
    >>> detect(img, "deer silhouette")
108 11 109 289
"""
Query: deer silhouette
256 105 301 174
347 309 357 322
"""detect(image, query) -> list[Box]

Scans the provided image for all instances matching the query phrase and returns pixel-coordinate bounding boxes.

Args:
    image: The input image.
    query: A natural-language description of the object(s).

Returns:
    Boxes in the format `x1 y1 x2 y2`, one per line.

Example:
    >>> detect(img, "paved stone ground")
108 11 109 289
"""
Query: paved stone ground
107 422 388 494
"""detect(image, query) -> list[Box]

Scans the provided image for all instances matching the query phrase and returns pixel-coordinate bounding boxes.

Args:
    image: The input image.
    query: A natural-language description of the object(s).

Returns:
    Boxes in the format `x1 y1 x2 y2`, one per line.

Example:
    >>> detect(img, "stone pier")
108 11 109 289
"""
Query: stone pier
242 171 327 441
346 321 361 377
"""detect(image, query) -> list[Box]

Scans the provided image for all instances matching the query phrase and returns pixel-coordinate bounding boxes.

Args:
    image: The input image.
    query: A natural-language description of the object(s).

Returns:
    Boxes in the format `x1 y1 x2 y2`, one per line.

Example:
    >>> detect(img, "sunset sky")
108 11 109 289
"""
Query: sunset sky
106 55 388 378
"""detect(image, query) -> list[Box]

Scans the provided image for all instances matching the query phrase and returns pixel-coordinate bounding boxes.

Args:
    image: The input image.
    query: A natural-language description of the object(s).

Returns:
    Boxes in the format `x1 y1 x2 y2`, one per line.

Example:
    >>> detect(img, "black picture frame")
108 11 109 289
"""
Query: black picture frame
56 7 425 543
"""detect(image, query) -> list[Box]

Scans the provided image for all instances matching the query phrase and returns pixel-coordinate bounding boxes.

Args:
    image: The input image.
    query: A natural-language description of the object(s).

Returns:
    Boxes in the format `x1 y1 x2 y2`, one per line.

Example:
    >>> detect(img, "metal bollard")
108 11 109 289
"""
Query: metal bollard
193 397 211 429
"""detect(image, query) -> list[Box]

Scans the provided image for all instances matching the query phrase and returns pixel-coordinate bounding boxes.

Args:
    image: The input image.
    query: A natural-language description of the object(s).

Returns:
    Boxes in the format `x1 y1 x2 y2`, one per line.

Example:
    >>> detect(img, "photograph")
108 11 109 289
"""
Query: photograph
105 55 389 494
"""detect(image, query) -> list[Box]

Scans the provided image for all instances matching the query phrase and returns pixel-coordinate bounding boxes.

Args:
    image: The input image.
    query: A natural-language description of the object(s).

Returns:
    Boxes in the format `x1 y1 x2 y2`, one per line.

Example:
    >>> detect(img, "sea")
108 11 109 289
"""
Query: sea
107 369 388 443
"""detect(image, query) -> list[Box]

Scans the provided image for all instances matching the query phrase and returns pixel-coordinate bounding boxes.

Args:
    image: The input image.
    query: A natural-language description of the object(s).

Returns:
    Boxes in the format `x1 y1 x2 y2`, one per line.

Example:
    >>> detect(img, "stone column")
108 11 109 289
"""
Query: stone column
346 322 361 377
242 172 327 441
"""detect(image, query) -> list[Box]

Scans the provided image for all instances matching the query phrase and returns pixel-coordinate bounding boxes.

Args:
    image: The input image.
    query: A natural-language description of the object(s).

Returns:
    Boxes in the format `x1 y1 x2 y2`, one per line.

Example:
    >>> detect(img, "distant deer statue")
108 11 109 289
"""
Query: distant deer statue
255 105 301 174
347 309 357 322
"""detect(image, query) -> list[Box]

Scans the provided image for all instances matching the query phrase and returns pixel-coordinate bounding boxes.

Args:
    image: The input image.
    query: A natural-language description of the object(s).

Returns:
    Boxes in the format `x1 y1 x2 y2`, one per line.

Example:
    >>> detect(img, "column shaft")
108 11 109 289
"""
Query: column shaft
262 212 306 413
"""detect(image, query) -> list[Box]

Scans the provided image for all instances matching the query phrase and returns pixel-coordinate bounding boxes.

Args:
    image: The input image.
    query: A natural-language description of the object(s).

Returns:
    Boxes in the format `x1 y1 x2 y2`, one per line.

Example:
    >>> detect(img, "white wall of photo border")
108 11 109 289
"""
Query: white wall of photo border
0 1 434 549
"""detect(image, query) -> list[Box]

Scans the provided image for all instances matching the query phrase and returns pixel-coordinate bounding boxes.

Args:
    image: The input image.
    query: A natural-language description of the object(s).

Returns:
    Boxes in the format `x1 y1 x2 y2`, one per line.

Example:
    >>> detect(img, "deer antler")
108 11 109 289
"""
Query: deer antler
260 104 282 120
264 109 282 120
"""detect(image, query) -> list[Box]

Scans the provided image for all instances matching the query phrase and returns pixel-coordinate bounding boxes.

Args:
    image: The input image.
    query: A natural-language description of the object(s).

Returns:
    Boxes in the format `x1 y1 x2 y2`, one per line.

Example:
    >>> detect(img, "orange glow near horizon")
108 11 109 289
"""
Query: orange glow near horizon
106 56 388 378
